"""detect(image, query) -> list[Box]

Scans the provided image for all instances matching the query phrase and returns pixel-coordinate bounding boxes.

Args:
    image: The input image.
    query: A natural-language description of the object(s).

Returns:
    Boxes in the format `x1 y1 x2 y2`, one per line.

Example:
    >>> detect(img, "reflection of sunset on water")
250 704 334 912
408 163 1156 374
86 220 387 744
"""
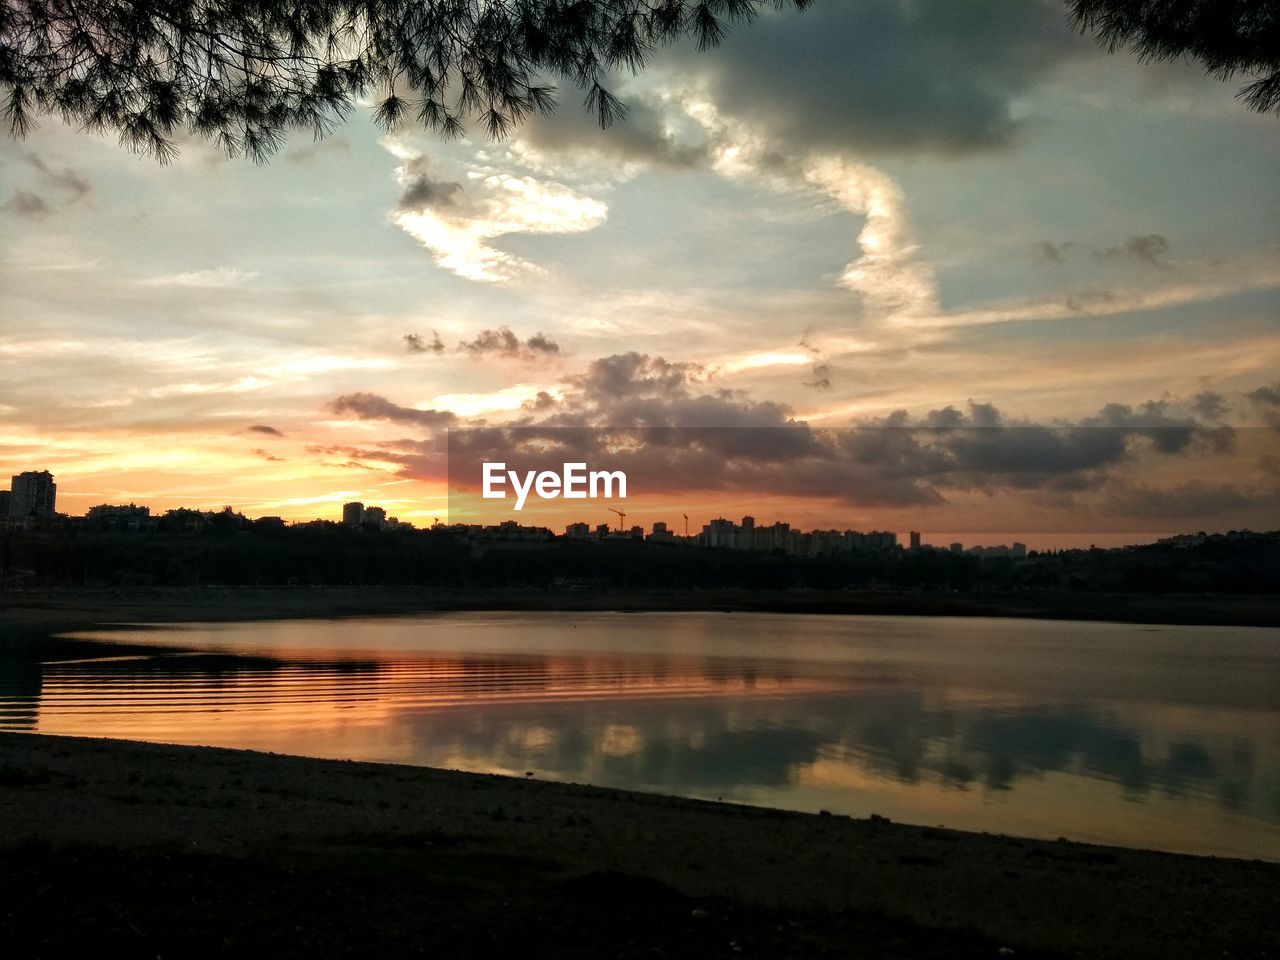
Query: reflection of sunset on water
27 649 835 747
5 612 1279 861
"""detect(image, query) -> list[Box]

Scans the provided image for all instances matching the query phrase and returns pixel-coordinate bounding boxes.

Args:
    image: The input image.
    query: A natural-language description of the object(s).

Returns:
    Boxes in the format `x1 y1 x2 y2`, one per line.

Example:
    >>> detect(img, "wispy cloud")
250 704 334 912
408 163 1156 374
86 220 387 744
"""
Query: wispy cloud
2 189 51 218
140 267 259 288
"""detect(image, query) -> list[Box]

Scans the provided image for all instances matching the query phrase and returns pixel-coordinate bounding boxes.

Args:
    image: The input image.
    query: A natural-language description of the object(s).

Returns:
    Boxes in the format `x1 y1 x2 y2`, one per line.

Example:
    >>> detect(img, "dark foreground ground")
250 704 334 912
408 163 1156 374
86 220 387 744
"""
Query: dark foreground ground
4 584 1279 631
1 734 1275 959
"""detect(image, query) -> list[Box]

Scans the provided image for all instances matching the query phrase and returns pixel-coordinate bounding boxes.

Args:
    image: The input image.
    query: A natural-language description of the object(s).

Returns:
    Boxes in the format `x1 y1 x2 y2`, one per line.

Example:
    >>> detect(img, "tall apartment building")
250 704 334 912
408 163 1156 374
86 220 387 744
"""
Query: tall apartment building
9 470 56 518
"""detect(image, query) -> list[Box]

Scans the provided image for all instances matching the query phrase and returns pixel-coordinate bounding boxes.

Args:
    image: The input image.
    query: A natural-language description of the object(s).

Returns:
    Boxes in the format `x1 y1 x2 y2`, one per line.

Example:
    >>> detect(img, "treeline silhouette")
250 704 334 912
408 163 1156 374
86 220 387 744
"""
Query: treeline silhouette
2 522 1277 595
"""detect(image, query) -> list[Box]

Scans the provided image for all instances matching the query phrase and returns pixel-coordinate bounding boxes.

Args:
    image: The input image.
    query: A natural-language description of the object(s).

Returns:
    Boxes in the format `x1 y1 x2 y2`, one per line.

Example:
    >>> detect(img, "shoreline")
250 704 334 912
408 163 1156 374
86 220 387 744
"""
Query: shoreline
2 731 1277 959
4 585 1279 633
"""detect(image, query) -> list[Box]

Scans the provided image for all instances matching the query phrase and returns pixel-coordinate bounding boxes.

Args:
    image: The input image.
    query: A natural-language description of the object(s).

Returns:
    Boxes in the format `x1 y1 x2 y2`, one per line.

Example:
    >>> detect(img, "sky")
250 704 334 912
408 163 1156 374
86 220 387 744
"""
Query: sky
2 0 1279 546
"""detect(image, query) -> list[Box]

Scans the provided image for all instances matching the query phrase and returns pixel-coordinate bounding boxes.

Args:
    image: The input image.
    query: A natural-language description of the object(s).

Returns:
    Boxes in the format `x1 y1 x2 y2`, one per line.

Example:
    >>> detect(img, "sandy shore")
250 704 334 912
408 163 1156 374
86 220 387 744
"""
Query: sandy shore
4 584 1279 631
1 732 1275 959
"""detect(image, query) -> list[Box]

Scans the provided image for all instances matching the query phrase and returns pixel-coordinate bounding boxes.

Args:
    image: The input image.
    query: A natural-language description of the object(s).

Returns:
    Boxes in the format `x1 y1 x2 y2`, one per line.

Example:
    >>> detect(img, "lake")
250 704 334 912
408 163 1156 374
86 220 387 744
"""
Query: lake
3 612 1277 860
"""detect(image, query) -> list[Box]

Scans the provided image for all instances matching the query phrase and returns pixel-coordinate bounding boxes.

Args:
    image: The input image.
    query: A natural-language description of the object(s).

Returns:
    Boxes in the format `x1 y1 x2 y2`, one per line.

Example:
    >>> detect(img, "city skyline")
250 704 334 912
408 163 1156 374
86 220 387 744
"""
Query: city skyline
3 3 1278 543
3 464 1267 553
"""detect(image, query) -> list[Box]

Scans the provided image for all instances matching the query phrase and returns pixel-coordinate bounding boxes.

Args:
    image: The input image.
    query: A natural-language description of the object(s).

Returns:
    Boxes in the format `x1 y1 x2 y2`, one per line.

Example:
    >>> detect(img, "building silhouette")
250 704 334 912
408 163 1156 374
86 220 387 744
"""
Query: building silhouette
649 521 673 543
9 470 56 518
86 503 152 531
342 501 364 527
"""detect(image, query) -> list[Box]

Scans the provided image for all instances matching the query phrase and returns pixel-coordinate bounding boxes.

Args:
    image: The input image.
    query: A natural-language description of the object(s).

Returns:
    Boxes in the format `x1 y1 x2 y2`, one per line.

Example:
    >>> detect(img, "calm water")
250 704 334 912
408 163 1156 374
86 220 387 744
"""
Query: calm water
3 612 1278 860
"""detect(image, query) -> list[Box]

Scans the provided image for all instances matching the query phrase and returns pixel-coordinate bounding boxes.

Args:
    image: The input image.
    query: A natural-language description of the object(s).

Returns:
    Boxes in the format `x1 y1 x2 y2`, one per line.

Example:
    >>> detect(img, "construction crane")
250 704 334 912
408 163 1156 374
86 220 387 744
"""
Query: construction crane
682 513 689 537
609 507 626 532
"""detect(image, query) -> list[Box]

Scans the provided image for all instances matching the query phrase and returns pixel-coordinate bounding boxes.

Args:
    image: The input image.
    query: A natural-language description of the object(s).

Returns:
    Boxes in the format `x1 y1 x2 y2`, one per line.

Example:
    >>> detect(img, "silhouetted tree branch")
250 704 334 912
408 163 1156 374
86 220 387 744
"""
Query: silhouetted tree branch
0 0 809 161
1068 0 1280 115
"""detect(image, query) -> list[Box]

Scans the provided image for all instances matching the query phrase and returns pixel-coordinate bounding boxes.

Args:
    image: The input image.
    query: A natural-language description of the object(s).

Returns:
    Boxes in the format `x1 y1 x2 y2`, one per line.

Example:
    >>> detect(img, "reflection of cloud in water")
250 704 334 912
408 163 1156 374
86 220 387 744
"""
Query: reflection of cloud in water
852 696 1259 811
397 691 1274 827
600 723 641 757
5 617 1279 858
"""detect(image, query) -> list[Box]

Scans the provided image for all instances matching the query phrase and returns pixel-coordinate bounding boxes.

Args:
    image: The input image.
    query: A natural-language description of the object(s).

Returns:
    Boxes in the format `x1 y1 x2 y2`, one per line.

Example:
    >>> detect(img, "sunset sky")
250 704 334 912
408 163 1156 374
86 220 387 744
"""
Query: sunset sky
2 0 1278 545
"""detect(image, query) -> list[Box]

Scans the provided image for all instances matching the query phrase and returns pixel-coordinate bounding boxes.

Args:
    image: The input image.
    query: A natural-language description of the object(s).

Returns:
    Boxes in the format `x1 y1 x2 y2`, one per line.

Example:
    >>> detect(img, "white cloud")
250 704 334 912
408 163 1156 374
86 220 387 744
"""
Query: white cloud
142 375 271 399
389 146 609 283
261 355 397 377
803 156 938 321
718 351 813 374
684 99 938 325
140 267 259 287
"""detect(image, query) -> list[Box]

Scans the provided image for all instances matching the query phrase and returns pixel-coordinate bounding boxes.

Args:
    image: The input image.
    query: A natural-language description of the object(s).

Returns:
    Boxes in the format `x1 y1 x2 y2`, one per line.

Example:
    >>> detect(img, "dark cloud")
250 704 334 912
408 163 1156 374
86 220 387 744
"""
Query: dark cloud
568 352 702 402
526 333 560 354
1191 391 1230 421
329 354 1260 521
1251 383 1280 406
1102 481 1276 520
1096 234 1170 268
404 331 445 354
1129 234 1170 267
3 152 92 217
805 363 832 390
443 396 1236 509
459 326 560 360
1075 401 1236 456
1037 234 1170 271
517 94 709 168
1029 239 1080 267
468 355 1253 508
251 448 285 462
246 424 284 437
285 133 352 166
396 156 466 213
1248 382 1280 427
459 327 521 357
328 392 457 429
522 390 559 412
672 0 1088 156
2 189 50 218
23 151 91 201
1032 240 1071 266
1082 401 1199 453
1064 289 1116 314
922 406 967 429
